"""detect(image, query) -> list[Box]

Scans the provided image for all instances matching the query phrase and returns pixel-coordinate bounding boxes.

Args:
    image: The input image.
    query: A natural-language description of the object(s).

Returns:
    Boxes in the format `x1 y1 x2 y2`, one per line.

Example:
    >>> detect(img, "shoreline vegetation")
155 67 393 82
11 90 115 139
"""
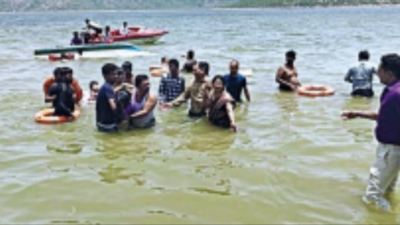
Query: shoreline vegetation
0 0 399 12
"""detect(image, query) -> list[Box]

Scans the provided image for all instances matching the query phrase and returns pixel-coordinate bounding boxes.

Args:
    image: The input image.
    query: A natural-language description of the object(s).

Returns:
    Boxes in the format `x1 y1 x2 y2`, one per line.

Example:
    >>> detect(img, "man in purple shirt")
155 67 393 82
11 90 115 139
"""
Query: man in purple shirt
342 54 400 211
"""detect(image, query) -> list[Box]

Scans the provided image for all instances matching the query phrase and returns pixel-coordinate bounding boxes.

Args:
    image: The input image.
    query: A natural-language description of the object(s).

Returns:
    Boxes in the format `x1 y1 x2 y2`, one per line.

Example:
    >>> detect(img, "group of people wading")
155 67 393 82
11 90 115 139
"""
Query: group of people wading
42 50 400 212
95 57 250 133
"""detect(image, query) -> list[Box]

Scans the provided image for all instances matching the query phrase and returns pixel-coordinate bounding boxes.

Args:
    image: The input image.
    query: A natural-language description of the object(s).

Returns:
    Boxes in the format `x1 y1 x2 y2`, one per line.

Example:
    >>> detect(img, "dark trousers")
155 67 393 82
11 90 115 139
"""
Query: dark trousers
352 89 374 98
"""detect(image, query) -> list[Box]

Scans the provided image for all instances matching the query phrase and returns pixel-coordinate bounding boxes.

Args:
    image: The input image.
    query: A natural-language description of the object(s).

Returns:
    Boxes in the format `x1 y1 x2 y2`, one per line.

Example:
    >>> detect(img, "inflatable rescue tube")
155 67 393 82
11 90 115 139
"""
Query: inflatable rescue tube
297 85 335 97
43 77 83 103
34 108 81 124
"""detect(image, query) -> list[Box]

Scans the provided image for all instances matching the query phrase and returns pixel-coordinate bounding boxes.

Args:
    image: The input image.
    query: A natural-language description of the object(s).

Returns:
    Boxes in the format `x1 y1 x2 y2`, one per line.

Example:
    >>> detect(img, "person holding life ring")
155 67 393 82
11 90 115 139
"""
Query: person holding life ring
43 67 83 104
276 50 301 91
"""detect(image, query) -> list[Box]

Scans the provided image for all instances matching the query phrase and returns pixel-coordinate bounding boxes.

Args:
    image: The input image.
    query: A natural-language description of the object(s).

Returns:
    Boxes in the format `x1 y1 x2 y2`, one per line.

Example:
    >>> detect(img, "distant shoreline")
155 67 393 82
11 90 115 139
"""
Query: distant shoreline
0 3 398 13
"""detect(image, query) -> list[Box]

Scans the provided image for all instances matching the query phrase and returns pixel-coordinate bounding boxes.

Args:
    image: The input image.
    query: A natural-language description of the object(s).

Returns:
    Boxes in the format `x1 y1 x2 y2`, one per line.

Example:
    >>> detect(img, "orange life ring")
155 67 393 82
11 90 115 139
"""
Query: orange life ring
297 85 335 97
43 77 83 103
34 107 81 124
48 53 74 61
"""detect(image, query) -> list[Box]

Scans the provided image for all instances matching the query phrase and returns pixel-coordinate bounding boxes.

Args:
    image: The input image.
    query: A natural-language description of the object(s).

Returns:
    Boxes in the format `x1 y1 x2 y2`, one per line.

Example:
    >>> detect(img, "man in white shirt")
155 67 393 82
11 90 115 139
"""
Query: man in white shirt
120 21 130 35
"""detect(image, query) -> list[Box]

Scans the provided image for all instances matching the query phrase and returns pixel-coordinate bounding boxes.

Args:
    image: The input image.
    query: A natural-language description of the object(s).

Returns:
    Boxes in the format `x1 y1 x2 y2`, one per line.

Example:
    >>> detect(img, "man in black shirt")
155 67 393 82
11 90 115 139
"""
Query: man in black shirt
96 63 119 133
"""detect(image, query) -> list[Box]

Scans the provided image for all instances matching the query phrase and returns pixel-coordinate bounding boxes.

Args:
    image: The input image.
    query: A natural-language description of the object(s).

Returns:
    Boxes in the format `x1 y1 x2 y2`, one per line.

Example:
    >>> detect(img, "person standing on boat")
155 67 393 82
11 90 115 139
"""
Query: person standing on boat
181 50 197 73
162 62 211 118
85 19 102 34
341 54 400 212
158 59 185 104
204 75 237 133
96 63 119 133
276 50 301 91
70 31 83 46
125 75 158 129
122 61 134 85
120 21 130 35
345 50 377 98
224 60 251 103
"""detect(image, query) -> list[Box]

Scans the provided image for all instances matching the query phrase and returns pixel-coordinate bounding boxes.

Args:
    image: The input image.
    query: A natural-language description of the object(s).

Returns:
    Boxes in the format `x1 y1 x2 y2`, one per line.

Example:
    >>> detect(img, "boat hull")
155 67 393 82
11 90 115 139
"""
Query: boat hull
34 43 137 56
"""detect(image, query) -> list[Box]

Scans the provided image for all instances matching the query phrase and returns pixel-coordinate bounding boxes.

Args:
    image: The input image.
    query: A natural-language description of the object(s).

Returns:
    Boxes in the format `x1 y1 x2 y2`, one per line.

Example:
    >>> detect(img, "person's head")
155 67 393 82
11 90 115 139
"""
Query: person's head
115 67 125 85
168 59 179 75
105 26 110 33
73 31 79 38
85 19 90 24
229 60 240 76
161 56 168 64
89 81 99 93
286 50 296 64
62 67 73 84
53 67 63 82
359 50 370 61
187 50 195 60
194 61 209 79
135 74 150 93
122 61 132 74
212 75 226 94
378 54 400 85
123 21 128 28
102 63 118 84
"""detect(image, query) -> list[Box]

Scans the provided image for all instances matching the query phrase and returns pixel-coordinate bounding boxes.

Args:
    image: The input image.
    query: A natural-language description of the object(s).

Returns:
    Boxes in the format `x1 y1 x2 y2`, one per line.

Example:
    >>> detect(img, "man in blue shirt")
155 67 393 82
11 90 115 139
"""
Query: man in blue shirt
96 63 119 133
345 50 377 97
224 60 251 103
158 59 185 104
70 31 83 46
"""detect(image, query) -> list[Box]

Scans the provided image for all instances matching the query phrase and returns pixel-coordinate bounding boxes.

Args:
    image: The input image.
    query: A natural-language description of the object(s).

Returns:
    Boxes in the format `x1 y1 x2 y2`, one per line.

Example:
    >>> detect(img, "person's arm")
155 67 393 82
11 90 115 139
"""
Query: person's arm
341 111 378 121
131 95 158 118
158 77 166 103
243 77 251 102
105 86 117 111
226 102 237 133
345 68 353 83
166 85 191 107
45 84 57 103
276 67 295 89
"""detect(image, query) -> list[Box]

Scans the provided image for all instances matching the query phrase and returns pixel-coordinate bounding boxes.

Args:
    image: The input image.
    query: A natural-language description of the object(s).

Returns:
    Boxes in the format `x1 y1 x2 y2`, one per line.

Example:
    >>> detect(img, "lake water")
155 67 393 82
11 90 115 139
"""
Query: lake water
0 6 399 224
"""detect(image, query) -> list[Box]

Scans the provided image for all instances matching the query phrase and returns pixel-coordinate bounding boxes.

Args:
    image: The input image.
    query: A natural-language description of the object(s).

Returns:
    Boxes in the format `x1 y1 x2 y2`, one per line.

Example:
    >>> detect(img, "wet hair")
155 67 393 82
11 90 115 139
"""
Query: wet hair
212 75 225 87
61 67 73 76
53 67 63 77
198 61 210 75
102 63 118 77
89 81 98 90
122 61 132 71
286 50 296 59
380 54 400 79
135 74 149 87
359 50 370 61
187 50 195 60
168 58 179 69
230 60 240 67
161 56 168 64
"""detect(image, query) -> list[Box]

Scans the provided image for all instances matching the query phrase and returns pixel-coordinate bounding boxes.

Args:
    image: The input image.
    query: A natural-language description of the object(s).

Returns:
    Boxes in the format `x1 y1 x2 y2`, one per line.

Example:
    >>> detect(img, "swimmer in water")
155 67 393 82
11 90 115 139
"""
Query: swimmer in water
276 50 301 91
89 81 99 101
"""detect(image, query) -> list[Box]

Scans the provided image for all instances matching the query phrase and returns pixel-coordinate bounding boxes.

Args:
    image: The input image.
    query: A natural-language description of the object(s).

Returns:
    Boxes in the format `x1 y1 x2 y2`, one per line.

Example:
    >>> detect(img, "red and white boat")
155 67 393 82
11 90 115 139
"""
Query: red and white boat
110 27 168 44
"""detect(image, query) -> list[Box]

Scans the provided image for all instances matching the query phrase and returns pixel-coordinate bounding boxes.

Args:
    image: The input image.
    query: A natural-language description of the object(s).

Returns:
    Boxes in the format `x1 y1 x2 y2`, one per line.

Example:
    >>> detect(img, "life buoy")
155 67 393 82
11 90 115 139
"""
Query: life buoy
43 77 83 103
297 85 335 97
34 108 81 124
48 53 74 61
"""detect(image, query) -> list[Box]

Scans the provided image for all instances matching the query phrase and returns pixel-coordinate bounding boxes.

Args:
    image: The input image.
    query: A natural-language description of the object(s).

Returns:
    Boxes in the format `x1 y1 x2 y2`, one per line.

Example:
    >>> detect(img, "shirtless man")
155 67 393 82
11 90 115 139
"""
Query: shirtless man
276 50 301 91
